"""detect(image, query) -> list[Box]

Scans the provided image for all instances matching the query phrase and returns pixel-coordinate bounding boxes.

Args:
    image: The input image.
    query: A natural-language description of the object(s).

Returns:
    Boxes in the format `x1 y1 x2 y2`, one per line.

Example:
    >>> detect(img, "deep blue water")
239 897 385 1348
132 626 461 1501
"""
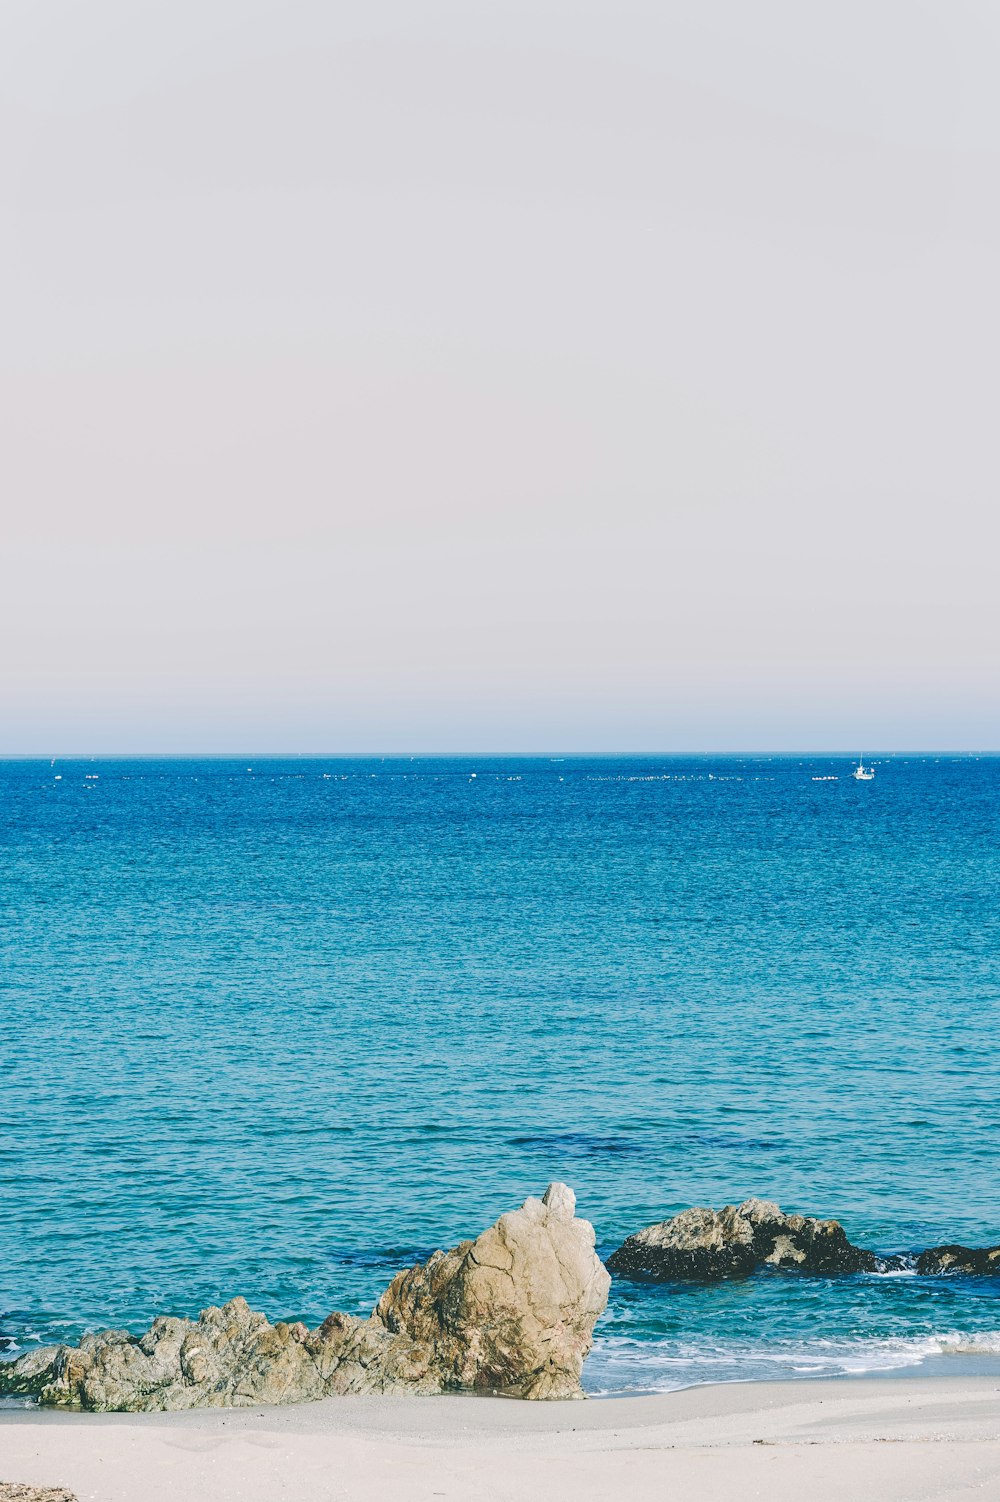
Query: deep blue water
2 755 999 1393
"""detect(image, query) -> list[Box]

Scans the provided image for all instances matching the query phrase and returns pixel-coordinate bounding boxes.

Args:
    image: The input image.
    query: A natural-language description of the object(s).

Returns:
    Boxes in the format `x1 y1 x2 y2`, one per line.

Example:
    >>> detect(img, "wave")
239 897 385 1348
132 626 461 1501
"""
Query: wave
584 1330 1000 1394
937 1332 1000 1354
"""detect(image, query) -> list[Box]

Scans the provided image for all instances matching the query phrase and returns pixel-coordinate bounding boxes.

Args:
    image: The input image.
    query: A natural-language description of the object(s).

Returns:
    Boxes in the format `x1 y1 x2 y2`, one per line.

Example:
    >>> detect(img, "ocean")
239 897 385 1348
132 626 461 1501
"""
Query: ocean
2 755 999 1394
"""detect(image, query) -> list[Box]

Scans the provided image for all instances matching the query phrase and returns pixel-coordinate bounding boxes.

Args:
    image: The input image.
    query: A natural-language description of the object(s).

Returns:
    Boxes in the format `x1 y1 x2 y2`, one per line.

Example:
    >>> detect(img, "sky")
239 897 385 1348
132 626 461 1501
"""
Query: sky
2 0 998 753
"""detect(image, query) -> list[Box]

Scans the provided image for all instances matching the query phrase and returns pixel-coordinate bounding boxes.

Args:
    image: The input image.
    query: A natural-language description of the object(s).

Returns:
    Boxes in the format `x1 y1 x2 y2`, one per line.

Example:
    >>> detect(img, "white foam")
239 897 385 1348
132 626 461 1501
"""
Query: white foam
936 1332 1000 1355
584 1330 1000 1394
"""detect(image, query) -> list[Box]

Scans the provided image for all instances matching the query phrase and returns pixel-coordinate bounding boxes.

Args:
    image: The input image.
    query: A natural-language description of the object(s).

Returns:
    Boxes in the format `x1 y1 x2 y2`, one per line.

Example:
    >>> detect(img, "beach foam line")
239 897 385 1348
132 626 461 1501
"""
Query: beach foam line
584 1330 1000 1393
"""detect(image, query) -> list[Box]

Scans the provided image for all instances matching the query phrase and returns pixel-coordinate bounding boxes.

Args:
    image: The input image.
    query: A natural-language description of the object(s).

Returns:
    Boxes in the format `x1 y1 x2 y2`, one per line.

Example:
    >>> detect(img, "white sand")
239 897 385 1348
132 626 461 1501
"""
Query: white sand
2 1377 998 1502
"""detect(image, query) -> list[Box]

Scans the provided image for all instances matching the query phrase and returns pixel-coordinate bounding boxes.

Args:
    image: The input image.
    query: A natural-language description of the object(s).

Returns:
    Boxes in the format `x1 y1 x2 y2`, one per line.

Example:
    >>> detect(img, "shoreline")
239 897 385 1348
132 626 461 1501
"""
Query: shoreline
5 1344 1000 1411
583 1346 1000 1396
3 1375 999 1501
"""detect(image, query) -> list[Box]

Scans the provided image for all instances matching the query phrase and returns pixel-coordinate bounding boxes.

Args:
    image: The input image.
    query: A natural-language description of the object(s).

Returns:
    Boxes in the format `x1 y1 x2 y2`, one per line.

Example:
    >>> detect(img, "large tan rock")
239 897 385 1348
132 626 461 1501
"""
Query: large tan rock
377 1181 610 1398
0 1184 608 1411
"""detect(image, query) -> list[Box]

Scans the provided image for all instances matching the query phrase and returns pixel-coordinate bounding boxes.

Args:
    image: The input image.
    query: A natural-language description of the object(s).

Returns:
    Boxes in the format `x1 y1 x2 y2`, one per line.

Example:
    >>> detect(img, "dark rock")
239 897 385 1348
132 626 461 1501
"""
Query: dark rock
916 1243 1000 1276
606 1204 757 1281
0 1347 62 1397
607 1198 883 1281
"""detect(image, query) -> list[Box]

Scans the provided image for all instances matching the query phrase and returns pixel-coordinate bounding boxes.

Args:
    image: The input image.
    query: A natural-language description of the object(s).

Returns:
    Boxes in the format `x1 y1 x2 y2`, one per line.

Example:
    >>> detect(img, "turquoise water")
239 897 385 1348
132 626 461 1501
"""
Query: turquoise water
2 755 999 1393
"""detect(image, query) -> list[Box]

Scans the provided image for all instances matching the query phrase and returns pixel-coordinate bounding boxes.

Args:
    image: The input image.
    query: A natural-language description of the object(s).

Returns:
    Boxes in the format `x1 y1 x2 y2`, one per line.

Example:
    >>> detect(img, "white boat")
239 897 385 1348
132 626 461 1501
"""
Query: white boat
852 758 875 781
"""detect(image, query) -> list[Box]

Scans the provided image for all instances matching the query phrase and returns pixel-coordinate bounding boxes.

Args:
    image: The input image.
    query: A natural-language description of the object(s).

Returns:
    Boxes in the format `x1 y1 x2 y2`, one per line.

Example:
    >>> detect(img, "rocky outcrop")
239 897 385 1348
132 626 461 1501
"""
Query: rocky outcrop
607 1198 889 1281
0 1488 78 1502
0 1346 63 1398
0 1184 609 1411
916 1243 1000 1276
608 1204 759 1281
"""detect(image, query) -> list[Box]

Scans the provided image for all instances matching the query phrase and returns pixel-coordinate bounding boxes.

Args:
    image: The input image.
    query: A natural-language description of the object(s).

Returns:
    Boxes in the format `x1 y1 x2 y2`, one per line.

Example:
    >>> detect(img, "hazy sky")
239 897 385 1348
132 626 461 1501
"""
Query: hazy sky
3 0 998 752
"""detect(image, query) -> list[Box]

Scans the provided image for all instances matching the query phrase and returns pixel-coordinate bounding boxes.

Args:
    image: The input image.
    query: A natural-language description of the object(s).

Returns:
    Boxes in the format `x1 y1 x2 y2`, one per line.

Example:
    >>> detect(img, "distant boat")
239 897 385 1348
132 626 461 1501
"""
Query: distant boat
852 758 875 782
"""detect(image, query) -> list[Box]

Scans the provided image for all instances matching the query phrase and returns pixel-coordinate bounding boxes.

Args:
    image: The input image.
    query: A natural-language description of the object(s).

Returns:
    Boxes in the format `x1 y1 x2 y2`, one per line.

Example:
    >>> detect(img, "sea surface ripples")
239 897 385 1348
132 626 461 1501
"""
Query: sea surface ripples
1 756 999 1392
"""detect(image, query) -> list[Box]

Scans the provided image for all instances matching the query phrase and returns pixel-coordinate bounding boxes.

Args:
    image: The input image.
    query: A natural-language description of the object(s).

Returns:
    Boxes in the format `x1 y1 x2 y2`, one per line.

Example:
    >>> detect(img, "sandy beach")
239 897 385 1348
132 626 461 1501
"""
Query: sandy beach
2 1376 998 1502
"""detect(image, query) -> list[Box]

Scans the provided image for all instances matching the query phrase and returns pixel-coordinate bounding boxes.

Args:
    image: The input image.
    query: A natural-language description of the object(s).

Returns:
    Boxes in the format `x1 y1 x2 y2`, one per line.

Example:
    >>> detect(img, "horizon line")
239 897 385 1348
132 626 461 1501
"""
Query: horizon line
1 749 997 761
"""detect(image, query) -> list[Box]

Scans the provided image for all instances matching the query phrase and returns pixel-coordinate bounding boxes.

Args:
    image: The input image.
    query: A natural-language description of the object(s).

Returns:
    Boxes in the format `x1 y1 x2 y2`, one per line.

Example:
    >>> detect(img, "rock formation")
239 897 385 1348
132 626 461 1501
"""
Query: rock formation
0 1488 78 1502
0 1184 609 1411
915 1243 1000 1275
607 1198 892 1281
